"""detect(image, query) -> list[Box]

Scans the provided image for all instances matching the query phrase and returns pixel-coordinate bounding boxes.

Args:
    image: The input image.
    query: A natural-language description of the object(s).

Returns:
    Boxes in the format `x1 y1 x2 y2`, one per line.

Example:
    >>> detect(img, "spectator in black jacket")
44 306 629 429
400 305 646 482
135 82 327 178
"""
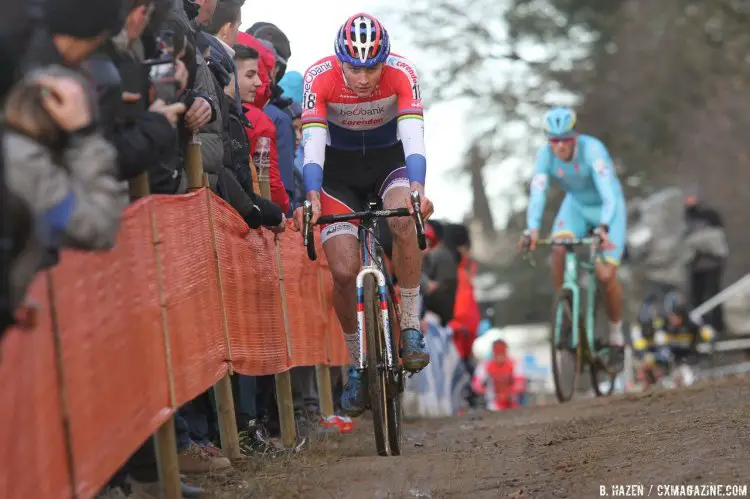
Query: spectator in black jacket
199 2 284 230
684 188 728 332
84 0 188 194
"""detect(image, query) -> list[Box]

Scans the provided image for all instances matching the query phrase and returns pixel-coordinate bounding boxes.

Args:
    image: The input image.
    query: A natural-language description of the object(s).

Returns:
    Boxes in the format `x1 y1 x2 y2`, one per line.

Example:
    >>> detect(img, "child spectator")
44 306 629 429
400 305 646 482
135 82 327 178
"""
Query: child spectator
472 339 523 411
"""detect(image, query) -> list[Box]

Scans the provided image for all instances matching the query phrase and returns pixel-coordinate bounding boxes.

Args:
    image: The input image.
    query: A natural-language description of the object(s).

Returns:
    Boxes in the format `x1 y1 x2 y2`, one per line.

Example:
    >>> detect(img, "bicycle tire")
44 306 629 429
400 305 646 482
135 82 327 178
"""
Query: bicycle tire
550 289 578 403
364 274 390 456
385 294 403 455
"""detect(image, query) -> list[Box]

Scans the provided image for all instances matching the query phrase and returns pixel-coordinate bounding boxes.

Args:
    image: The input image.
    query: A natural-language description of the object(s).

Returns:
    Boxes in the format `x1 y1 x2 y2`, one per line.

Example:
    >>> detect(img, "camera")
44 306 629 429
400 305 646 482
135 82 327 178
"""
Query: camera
143 31 178 104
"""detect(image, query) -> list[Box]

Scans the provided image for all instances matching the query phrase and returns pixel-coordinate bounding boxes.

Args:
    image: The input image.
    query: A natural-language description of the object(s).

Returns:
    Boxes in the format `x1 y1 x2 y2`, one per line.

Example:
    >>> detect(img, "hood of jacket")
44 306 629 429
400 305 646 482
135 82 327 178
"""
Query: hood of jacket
236 31 274 108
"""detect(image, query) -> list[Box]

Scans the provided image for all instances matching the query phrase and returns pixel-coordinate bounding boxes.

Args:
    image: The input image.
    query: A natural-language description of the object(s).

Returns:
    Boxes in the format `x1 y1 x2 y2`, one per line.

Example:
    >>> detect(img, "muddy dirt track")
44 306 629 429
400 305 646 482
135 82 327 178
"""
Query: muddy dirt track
202 375 750 498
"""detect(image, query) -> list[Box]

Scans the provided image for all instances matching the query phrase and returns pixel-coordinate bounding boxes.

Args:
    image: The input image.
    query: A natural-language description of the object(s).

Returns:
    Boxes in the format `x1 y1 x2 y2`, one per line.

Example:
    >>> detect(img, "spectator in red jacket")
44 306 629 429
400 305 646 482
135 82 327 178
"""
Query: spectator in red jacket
472 339 521 412
235 31 289 213
445 225 480 362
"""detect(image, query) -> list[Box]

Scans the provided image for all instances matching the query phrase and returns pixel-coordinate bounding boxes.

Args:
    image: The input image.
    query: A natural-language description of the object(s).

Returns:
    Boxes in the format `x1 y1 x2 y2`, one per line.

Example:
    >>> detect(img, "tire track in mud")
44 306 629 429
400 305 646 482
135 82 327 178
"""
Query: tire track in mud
204 376 750 498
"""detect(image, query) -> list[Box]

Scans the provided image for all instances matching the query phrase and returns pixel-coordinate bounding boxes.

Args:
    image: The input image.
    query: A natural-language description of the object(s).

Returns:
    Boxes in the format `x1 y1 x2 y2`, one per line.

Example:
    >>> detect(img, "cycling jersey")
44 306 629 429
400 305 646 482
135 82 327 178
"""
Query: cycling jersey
526 134 628 263
300 54 426 193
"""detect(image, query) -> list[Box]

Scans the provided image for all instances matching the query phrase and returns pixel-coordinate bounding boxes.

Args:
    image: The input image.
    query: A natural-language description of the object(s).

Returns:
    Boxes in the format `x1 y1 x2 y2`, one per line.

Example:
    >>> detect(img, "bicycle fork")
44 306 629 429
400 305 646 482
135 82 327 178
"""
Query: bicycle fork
355 266 394 370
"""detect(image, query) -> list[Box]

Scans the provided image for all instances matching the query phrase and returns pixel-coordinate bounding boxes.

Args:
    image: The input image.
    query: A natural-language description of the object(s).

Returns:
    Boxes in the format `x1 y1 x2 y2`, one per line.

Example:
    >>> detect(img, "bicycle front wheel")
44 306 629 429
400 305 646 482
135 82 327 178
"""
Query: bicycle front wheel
385 294 403 456
364 274 390 456
550 289 578 402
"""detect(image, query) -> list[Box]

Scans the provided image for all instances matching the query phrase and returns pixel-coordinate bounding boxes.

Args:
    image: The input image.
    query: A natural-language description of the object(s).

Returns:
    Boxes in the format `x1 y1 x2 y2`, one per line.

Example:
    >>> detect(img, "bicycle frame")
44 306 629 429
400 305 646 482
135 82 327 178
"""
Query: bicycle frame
557 249 598 351
302 191 428 372
547 237 599 351
354 219 395 370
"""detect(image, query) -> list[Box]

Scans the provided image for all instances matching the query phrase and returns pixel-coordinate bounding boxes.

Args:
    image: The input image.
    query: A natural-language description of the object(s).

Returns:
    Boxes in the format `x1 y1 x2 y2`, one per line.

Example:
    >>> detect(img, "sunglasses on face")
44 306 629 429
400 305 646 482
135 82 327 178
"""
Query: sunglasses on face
548 136 575 145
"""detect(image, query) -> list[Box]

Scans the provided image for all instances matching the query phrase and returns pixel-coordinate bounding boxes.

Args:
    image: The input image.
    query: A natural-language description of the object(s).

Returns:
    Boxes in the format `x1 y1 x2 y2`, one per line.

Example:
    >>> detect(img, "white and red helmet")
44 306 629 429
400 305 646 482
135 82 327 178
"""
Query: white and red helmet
334 13 390 67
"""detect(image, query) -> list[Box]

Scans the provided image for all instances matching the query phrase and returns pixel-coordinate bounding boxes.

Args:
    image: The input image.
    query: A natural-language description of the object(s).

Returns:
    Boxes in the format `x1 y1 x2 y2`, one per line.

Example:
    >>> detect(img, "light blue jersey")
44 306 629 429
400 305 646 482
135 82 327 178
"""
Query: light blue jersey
526 134 627 264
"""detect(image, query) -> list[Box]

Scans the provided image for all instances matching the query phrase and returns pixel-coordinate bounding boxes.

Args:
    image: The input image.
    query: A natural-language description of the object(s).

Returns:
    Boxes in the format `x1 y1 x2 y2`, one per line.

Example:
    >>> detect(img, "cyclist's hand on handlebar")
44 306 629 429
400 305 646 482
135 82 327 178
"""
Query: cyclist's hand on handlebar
291 207 303 232
292 192 321 232
407 182 434 219
519 228 538 252
594 225 615 250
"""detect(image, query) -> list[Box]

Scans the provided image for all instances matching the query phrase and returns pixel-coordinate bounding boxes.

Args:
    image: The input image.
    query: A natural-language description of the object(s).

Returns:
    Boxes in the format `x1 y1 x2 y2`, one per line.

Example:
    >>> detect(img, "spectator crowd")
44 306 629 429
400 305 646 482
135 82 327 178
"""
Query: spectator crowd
0 0 334 497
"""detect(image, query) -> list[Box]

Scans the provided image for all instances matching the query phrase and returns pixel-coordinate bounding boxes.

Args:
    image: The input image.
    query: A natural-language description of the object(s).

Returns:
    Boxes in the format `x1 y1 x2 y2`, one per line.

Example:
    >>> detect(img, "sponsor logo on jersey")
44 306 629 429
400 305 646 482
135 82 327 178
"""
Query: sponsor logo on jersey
395 60 418 84
338 105 385 117
304 60 333 93
340 118 385 127
328 97 397 131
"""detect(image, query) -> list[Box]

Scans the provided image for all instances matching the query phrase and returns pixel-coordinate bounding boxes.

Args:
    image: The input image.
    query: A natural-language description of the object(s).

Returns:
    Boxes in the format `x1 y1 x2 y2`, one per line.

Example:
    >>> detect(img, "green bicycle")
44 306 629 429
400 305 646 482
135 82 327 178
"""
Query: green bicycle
525 236 619 403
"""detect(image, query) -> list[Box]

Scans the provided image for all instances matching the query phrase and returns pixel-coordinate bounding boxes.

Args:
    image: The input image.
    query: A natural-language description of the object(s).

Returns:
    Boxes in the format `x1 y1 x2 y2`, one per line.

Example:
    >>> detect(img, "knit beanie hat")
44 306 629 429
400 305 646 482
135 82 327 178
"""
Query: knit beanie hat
44 0 125 38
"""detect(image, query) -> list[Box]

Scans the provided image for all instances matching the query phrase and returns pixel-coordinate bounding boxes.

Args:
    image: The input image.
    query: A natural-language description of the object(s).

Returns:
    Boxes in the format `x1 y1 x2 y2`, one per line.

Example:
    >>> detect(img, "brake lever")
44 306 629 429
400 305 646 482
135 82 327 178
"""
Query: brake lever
302 201 317 261
302 201 312 247
410 190 427 251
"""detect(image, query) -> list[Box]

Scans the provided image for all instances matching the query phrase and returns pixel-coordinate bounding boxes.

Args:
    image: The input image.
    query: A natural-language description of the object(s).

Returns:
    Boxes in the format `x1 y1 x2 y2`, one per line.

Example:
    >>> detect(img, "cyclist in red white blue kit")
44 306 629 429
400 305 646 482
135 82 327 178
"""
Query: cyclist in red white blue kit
290 13 433 416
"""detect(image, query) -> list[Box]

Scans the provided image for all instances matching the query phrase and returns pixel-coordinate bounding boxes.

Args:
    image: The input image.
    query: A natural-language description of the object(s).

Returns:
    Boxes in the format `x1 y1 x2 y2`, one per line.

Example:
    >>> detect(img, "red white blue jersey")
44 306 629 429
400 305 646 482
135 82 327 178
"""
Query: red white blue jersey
300 54 426 192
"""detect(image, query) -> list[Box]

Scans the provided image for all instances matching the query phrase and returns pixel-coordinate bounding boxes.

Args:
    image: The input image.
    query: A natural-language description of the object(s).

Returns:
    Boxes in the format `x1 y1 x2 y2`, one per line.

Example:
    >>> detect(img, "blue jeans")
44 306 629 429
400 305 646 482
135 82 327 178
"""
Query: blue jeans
174 411 193 452
233 375 258 428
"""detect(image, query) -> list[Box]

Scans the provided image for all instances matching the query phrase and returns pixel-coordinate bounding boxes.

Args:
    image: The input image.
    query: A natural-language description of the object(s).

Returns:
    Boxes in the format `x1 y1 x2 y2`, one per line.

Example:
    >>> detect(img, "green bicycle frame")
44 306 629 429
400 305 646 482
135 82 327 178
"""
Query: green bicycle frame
553 238 598 351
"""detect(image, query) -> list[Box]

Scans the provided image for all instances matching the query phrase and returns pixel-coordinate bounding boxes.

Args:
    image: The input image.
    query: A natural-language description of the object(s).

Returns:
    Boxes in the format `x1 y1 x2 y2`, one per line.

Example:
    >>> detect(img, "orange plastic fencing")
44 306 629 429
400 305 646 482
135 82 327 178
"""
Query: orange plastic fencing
52 198 173 498
0 188 348 498
0 277 72 499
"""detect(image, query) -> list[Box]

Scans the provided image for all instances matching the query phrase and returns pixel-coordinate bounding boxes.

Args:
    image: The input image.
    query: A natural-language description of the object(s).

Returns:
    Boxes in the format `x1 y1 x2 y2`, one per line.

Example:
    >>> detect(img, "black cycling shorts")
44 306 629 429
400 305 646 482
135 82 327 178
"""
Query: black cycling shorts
320 143 408 243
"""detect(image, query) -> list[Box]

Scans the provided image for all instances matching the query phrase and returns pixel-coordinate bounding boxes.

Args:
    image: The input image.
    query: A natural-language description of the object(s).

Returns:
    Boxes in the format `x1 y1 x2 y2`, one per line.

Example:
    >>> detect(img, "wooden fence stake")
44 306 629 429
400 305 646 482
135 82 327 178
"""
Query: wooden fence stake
46 272 78 498
205 186 241 460
316 267 335 417
257 171 297 448
129 173 182 499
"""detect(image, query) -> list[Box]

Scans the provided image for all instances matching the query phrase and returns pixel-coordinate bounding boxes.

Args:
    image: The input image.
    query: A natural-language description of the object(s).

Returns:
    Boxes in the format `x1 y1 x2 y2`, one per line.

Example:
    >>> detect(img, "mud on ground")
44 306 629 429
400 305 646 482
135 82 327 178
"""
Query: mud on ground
200 375 750 498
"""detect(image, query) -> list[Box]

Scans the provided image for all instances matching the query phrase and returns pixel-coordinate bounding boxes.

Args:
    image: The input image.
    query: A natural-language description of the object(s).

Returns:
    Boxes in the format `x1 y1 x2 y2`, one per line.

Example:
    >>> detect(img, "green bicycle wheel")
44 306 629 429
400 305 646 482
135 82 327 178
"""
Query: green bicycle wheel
364 274 390 456
550 289 578 402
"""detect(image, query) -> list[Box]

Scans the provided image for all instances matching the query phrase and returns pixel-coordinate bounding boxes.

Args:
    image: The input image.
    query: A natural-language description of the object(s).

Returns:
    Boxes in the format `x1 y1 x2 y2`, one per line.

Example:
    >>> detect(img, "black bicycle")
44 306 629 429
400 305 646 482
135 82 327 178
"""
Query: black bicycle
301 191 427 456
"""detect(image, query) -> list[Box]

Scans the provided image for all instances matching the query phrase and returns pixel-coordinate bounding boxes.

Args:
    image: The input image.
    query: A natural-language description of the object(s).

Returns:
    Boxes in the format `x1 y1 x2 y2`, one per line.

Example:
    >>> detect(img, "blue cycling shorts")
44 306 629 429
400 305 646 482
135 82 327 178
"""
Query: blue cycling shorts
550 194 627 265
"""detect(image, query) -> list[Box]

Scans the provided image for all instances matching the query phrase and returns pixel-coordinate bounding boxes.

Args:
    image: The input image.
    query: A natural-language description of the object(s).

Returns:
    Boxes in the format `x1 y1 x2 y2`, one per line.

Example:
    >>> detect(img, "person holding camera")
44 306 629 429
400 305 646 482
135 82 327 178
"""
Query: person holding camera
84 0 189 193
3 68 128 312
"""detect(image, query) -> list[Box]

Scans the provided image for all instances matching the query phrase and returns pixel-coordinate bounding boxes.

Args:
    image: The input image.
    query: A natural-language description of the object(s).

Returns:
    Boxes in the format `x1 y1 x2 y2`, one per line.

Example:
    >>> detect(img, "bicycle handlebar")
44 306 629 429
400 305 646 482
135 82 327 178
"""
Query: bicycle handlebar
302 190 428 261
535 237 597 247
521 234 604 267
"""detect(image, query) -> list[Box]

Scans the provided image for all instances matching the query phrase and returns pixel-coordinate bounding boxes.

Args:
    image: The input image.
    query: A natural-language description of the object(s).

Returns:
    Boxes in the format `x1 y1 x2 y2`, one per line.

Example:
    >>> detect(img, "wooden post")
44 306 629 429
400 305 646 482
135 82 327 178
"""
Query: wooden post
273 236 297 448
128 170 181 499
316 268 334 417
46 272 78 498
185 131 204 192
184 133 241 458
315 366 334 417
205 184 241 460
129 172 150 199
257 171 297 448
213 375 241 459
153 419 182 499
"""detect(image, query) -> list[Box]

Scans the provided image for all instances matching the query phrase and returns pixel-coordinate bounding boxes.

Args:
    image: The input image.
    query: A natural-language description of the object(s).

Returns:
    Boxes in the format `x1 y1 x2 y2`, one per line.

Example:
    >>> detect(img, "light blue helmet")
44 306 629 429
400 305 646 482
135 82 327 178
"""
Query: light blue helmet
544 107 577 137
